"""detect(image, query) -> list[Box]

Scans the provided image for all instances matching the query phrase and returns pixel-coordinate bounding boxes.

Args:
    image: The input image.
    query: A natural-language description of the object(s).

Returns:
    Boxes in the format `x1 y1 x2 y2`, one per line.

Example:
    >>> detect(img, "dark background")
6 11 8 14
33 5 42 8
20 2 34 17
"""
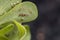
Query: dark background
23 0 60 40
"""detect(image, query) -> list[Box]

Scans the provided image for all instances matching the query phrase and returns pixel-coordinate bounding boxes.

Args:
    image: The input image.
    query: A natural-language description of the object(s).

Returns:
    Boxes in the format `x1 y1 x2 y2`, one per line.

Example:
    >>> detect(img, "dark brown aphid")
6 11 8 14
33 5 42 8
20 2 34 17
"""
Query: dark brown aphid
19 14 28 17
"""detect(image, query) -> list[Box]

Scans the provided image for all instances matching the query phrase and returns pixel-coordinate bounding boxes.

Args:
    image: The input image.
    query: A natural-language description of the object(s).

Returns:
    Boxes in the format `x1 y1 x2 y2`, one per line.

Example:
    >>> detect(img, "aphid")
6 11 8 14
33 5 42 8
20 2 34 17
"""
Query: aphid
19 14 28 17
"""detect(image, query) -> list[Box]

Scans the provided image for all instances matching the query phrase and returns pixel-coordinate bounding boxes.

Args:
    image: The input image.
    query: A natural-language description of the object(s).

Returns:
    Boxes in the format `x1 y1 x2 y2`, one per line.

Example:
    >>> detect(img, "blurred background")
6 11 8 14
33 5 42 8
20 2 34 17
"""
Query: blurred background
23 0 60 40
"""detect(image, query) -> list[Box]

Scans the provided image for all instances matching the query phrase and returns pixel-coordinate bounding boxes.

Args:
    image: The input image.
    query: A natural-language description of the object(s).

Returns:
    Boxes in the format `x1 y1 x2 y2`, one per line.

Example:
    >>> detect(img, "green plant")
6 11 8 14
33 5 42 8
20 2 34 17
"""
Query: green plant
0 0 38 40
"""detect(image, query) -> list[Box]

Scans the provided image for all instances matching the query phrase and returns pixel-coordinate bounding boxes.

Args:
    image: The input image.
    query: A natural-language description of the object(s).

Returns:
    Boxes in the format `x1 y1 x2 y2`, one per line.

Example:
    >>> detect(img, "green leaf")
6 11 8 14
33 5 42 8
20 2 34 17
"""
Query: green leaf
0 36 8 40
0 24 14 36
0 0 22 16
0 0 38 40
22 25 31 40
6 25 20 40
13 20 31 40
13 20 27 39
0 1 38 25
